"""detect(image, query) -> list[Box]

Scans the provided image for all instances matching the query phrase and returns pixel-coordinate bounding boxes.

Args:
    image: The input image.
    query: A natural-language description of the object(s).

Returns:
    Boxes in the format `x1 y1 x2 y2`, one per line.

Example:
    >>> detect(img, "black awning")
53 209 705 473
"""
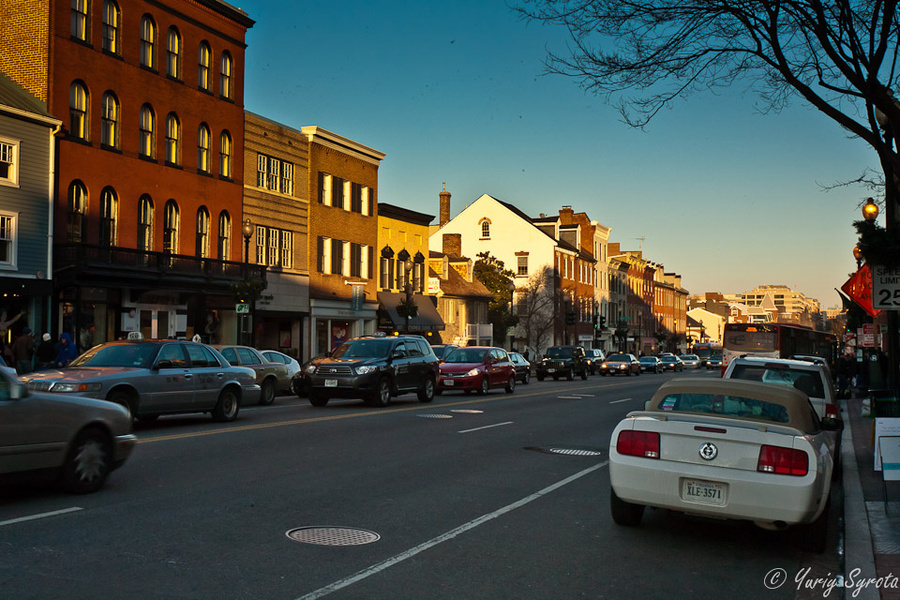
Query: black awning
377 292 445 332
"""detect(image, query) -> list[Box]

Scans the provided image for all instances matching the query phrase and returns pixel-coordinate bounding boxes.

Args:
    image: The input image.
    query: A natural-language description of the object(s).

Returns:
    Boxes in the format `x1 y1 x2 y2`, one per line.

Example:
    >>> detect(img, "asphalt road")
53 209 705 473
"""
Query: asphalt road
0 370 842 600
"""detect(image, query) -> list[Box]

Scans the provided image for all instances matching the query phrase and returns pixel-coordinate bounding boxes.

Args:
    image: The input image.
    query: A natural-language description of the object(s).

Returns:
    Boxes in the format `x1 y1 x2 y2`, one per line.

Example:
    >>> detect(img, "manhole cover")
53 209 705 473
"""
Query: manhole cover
450 409 484 414
417 414 453 419
286 527 380 546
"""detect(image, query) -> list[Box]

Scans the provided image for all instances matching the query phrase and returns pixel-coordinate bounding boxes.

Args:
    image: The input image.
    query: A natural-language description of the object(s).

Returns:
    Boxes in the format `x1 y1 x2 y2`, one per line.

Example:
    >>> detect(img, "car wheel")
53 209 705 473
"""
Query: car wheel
795 499 829 553
107 389 136 419
371 378 391 407
212 388 240 422
567 370 574 381
417 376 435 403
291 377 308 398
580 369 588 380
259 378 276 406
478 376 489 395
610 488 644 526
537 374 545 381
523 371 530 384
61 427 112 494
309 393 329 407
505 375 516 393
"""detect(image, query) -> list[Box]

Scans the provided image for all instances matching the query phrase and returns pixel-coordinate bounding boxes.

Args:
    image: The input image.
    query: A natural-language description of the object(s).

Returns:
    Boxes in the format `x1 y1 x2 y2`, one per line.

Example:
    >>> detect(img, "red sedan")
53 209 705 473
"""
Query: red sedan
436 347 517 395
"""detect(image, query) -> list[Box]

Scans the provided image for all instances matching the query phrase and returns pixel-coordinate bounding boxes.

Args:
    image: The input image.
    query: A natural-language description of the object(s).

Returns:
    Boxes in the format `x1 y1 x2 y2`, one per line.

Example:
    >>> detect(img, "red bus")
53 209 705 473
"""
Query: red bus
722 323 836 368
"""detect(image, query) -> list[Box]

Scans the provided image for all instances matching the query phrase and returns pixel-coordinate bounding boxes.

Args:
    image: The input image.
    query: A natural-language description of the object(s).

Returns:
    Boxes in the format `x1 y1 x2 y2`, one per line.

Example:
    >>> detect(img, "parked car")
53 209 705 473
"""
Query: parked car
214 345 291 405
639 356 663 373
304 334 438 407
261 350 302 391
609 378 838 551
431 345 460 361
508 351 531 384
21 334 259 423
0 367 136 494
660 355 684 372
584 349 606 375
437 347 517 395
535 345 588 381
598 353 641 376
679 354 701 369
706 355 723 370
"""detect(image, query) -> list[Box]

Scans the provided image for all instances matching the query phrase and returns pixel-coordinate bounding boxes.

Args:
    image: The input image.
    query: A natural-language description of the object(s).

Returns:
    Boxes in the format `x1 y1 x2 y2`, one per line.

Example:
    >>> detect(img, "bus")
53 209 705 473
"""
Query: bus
691 342 722 368
722 323 836 369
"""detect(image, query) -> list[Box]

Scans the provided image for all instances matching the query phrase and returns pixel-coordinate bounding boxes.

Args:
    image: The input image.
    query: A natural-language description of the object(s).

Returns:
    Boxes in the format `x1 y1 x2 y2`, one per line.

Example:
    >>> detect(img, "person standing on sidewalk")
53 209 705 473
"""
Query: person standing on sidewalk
10 327 35 374
35 333 56 370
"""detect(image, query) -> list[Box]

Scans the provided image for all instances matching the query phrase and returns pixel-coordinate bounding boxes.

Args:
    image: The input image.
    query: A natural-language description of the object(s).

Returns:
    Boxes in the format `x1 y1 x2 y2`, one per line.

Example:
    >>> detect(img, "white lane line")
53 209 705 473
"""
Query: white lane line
557 396 583 399
457 421 513 434
0 507 83 527
295 461 608 600
609 398 633 404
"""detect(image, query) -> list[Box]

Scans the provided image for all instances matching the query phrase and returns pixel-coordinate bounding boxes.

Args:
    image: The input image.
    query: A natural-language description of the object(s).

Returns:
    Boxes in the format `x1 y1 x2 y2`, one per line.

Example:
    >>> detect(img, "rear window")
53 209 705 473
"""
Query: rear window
729 364 824 398
656 393 789 423
445 348 489 363
546 347 574 358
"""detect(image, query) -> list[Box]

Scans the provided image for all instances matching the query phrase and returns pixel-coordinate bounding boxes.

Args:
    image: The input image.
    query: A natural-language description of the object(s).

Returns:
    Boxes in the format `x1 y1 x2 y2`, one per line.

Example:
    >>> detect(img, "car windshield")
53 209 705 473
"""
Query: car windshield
640 358 656 363
546 347 574 358
332 339 394 359
661 356 677 363
607 354 629 361
69 343 159 368
730 364 824 398
656 392 790 423
444 348 489 363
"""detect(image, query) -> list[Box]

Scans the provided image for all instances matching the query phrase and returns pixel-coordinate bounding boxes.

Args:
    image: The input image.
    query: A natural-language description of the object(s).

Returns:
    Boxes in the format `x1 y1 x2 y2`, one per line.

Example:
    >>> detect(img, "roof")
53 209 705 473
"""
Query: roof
0 73 58 126
378 203 435 226
428 255 492 298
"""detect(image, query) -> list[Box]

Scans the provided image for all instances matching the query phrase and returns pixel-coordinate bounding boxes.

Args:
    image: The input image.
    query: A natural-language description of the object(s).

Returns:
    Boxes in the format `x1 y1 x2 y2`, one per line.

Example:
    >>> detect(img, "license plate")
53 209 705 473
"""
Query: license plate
547 368 556 373
444 379 454 386
682 479 726 506
325 379 338 388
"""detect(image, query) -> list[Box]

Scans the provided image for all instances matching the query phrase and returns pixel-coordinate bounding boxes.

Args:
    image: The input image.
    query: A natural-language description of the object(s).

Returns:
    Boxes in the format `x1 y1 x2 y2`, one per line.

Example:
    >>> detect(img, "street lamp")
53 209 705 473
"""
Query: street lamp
508 279 516 351
242 218 254 264
863 197 880 222
241 218 253 345
404 256 413 334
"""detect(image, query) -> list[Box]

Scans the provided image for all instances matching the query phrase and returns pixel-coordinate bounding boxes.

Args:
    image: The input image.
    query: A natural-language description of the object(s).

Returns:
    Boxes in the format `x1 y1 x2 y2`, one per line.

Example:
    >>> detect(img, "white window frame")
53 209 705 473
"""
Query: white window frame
362 186 371 215
322 173 333 206
361 244 369 279
0 211 17 269
342 241 351 276
0 138 19 187
281 231 293 269
322 236 332 273
281 162 293 195
342 180 351 211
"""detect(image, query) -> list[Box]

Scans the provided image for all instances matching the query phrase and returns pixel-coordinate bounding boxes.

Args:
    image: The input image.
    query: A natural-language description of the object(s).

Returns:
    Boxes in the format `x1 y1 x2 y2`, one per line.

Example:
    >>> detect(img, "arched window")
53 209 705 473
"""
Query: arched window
220 51 233 99
71 0 90 42
198 41 211 90
101 0 120 54
219 130 232 177
100 91 119 148
480 219 490 238
99 187 118 247
217 211 231 261
67 180 87 242
197 123 210 173
163 200 179 255
69 81 89 140
137 195 154 252
140 15 156 68
165 113 180 165
139 104 155 158
166 27 181 79
196 207 210 258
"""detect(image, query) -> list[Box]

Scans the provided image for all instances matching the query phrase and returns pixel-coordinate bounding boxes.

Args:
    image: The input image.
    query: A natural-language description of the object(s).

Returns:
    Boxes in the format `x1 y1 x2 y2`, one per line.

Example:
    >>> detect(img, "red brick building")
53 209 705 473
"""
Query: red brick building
0 0 255 346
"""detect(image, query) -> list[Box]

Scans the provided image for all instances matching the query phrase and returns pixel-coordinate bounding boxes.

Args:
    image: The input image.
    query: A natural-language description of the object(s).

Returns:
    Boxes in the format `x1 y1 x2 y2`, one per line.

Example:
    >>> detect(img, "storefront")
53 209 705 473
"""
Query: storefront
308 297 379 358
376 292 445 339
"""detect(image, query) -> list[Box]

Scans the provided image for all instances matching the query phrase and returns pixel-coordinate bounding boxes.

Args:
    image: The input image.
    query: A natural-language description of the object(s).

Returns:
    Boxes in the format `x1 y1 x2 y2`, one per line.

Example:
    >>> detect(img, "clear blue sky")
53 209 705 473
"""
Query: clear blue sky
237 0 876 309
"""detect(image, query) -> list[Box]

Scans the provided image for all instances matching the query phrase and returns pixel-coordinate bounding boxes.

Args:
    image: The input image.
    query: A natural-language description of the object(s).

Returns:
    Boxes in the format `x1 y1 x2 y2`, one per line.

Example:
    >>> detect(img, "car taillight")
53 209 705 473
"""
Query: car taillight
757 445 808 476
825 403 840 421
616 430 660 459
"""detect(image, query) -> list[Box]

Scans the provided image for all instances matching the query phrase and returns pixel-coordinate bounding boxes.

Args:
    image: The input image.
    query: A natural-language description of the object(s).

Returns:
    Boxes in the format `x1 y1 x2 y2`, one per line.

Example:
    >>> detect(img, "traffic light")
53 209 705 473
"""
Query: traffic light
592 313 598 328
599 316 606 328
566 310 576 326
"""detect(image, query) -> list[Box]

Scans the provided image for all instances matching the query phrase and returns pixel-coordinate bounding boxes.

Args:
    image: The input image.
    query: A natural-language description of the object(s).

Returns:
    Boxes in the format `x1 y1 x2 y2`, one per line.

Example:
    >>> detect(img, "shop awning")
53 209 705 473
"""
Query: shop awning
377 292 445 332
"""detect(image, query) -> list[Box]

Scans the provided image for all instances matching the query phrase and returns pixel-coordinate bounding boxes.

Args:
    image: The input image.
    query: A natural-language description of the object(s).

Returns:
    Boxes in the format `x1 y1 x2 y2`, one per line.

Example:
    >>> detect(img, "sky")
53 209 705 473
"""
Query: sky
235 0 877 309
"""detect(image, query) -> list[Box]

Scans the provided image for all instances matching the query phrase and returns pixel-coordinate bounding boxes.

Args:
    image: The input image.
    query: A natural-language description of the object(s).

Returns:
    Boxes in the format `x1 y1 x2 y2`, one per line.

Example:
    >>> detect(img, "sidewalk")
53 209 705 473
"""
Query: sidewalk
843 393 900 600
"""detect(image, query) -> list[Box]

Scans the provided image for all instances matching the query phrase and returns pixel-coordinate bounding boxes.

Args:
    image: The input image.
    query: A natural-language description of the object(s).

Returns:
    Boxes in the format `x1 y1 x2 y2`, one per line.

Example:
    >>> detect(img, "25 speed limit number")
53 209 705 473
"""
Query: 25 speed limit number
873 265 900 310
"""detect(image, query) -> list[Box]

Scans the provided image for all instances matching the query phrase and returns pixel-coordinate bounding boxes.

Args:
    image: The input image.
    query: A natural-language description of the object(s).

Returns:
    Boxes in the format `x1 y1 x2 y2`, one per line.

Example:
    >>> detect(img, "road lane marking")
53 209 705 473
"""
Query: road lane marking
457 421 513 434
610 398 633 404
294 461 608 600
0 507 83 527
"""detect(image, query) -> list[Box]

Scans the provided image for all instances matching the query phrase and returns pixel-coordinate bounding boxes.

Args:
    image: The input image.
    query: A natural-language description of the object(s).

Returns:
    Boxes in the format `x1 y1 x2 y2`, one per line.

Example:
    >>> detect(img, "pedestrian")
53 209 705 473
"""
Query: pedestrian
55 331 78 367
10 327 35 374
36 333 56 369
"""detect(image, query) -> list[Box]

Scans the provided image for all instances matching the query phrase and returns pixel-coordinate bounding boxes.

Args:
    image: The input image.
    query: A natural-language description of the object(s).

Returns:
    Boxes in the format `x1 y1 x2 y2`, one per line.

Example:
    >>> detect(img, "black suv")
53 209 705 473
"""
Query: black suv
535 345 588 381
304 334 439 407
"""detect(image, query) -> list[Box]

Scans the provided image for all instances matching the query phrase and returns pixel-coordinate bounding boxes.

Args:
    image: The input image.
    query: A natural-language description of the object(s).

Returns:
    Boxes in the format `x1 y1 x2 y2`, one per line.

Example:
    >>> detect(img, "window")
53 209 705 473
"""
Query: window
217 211 230 260
517 255 528 276
219 131 232 177
137 195 153 252
0 139 18 186
254 227 293 268
280 230 293 268
99 187 117 246
198 42 211 90
69 81 88 140
0 212 16 268
71 0 89 42
256 154 293 193
102 0 120 54
166 27 181 79
332 239 344 275
317 236 331 273
165 113 180 165
220 51 233 99
318 172 333 205
281 162 293 195
196 207 210 258
139 104 155 158
140 15 156 68
100 92 119 148
67 181 87 242
197 123 210 172
163 200 179 254
481 219 490 238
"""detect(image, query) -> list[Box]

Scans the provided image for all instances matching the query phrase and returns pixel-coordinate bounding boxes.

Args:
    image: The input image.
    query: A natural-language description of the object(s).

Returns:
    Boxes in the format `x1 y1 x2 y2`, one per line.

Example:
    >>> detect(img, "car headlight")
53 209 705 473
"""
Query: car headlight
356 365 378 375
50 382 103 393
305 364 317 374
466 368 481 377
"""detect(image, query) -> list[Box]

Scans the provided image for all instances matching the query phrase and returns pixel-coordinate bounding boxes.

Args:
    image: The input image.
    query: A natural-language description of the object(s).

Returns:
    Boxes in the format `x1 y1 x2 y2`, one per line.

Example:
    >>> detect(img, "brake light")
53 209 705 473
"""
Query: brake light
757 445 808 476
617 430 660 459
825 403 840 420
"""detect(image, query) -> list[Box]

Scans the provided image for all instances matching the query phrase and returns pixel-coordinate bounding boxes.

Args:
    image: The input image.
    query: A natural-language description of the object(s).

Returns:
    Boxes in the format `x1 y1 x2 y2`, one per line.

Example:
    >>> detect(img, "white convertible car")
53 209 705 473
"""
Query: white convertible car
609 378 839 551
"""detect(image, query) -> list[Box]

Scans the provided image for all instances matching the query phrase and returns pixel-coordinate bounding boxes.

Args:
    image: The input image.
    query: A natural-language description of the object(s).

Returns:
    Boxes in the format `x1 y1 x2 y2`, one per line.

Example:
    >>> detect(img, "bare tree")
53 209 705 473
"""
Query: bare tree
515 266 558 357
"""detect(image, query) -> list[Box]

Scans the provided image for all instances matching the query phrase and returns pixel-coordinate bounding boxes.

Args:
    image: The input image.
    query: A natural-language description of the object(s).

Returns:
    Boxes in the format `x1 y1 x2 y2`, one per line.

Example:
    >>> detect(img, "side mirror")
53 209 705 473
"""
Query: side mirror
392 350 404 360
154 359 174 370
644 400 652 410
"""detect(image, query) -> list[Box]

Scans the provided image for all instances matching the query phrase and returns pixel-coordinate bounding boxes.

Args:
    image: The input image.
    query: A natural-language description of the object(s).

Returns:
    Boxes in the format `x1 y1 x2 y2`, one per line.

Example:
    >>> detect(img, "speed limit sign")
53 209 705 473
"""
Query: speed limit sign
872 265 900 310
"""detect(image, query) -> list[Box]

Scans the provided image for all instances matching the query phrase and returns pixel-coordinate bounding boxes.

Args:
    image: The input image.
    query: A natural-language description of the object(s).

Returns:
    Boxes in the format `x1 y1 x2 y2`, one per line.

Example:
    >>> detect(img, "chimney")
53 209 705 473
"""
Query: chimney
439 183 451 226
442 233 462 257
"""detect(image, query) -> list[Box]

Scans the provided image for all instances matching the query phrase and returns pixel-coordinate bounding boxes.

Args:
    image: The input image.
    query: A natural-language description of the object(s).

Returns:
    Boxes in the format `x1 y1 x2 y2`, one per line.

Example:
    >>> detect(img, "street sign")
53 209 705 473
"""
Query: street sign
235 303 250 314
841 264 883 318
872 264 900 310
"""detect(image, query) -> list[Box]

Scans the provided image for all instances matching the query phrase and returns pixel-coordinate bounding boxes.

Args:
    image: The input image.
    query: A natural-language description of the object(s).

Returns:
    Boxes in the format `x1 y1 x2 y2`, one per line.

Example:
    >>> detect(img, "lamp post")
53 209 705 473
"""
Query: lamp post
853 244 864 268
404 256 413 334
508 280 516 351
241 218 253 346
